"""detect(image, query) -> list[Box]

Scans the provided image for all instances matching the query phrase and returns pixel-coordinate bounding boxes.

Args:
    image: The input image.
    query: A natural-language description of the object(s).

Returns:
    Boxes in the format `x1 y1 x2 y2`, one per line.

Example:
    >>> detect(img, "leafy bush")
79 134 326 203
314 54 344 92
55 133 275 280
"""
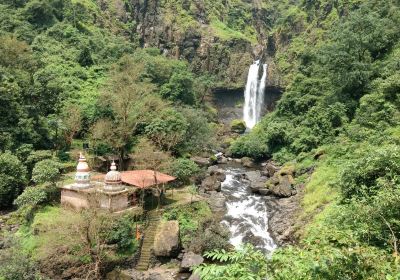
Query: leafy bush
0 152 27 209
171 158 200 184
31 159 62 184
160 68 196 105
0 241 40 280
106 213 140 252
163 201 212 247
339 145 400 200
194 244 267 280
13 187 47 209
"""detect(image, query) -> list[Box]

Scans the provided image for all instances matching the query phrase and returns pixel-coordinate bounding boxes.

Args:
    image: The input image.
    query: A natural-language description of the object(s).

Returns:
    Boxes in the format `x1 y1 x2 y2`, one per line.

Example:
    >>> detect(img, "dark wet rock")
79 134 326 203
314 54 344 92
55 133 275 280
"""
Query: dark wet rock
201 176 221 192
180 252 204 272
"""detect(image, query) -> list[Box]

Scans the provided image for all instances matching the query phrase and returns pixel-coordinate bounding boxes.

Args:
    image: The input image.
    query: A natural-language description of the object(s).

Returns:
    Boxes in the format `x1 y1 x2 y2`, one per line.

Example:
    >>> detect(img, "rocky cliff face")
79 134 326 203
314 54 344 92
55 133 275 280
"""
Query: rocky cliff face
121 0 283 90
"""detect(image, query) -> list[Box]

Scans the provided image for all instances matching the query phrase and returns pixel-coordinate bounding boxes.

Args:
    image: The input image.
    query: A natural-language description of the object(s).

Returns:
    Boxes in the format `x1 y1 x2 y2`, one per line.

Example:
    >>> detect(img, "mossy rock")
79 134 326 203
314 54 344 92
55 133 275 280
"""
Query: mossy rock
278 164 295 176
230 119 246 134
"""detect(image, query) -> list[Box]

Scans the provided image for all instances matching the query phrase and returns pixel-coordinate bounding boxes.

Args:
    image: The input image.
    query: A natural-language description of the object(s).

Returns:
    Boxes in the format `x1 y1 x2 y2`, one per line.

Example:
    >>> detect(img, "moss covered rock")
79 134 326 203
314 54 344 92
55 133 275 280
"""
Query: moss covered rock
231 119 246 134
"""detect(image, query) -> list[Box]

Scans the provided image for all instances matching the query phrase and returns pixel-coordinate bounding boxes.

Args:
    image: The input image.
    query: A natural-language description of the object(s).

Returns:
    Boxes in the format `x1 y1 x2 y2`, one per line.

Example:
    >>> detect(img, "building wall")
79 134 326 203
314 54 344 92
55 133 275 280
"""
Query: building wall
110 193 129 212
61 187 134 213
61 189 89 209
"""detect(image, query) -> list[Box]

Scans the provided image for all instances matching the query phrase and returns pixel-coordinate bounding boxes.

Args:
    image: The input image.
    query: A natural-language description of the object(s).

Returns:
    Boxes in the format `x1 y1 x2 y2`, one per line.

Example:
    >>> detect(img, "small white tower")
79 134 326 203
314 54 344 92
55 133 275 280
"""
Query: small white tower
104 161 125 192
74 152 91 189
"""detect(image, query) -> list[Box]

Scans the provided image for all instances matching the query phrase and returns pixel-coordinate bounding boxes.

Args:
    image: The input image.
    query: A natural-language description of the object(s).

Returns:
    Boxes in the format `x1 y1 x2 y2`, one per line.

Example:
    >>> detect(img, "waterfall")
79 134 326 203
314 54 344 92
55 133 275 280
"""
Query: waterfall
243 60 268 129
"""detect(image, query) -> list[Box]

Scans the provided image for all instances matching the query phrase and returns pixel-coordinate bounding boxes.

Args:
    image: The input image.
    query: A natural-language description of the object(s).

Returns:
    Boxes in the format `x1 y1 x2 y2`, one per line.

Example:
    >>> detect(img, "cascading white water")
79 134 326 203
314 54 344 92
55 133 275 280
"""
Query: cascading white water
243 60 268 129
221 168 276 254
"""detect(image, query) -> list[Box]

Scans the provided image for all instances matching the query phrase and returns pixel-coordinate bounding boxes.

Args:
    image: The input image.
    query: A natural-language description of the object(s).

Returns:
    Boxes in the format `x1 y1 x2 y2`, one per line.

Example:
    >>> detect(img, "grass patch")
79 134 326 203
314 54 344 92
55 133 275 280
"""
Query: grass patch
17 206 83 259
209 19 257 44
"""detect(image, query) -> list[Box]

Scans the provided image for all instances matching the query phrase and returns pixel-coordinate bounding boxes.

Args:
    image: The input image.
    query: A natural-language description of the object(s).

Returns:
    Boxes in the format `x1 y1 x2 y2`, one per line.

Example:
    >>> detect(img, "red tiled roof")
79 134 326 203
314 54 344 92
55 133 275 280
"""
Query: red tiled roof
92 170 176 188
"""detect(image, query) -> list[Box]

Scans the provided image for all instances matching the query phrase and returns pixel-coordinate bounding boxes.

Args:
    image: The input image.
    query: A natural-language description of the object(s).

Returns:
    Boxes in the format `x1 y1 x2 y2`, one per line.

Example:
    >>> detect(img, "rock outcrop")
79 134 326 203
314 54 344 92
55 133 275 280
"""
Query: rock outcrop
180 251 204 272
201 166 226 192
153 221 180 257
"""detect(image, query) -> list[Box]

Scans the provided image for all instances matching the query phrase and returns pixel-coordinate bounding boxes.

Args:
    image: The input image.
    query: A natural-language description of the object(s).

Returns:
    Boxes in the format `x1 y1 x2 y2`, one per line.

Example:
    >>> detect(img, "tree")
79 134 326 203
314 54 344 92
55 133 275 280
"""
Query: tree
0 152 27 209
171 158 200 185
144 108 188 153
131 138 173 208
60 103 82 148
160 69 196 105
93 55 156 161
31 159 62 184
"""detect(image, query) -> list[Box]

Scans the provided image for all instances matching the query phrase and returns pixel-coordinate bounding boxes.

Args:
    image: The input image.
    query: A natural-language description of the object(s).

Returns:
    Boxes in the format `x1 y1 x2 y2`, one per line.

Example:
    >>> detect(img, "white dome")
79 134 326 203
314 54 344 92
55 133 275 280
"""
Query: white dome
104 161 124 192
104 161 121 184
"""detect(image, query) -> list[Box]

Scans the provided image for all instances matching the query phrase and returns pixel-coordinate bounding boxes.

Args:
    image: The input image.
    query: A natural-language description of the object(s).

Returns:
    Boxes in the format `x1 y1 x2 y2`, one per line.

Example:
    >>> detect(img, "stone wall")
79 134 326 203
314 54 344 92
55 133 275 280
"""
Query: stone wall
61 189 89 209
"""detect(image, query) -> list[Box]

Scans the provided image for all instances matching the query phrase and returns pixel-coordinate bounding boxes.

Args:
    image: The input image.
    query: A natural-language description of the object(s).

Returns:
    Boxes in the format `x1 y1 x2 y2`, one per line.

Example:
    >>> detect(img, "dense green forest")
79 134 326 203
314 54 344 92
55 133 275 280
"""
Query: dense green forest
0 0 399 279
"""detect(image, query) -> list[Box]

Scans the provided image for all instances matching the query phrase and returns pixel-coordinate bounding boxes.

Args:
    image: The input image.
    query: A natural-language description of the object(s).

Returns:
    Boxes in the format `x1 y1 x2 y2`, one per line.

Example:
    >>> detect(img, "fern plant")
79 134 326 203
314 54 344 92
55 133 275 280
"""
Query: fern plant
193 244 268 280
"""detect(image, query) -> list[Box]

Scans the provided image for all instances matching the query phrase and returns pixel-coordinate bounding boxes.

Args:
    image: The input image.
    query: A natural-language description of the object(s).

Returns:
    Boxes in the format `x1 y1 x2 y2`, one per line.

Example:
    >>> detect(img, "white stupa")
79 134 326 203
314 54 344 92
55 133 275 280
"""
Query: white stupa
74 152 91 189
103 161 125 192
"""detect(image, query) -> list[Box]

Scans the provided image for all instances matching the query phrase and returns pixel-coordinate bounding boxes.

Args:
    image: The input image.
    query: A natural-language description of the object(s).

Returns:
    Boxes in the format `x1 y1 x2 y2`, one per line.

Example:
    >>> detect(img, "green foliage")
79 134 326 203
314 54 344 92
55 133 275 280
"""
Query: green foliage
339 145 400 200
0 151 27 209
195 244 267 280
230 119 246 134
106 213 140 252
171 158 200 184
13 186 47 209
160 69 196 105
0 239 40 280
145 108 188 152
163 201 212 247
31 159 62 184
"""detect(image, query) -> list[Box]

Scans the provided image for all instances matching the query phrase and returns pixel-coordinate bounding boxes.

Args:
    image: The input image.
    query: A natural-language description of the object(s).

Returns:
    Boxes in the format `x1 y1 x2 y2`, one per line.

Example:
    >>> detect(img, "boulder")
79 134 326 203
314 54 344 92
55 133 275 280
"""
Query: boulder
191 156 210 167
210 168 226 182
217 156 228 164
180 252 204 272
189 273 201 280
153 221 180 257
207 165 219 173
264 161 280 177
207 191 226 212
201 176 221 192
241 157 254 168
267 175 297 198
230 119 246 134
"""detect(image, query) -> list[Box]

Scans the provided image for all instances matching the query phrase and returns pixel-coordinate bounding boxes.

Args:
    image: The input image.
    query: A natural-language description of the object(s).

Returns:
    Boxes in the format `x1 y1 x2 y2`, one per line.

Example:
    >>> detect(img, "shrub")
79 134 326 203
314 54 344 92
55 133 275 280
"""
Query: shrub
0 242 40 280
171 158 200 184
338 145 400 200
163 201 212 247
13 187 47 209
106 213 140 252
0 152 27 209
31 159 62 184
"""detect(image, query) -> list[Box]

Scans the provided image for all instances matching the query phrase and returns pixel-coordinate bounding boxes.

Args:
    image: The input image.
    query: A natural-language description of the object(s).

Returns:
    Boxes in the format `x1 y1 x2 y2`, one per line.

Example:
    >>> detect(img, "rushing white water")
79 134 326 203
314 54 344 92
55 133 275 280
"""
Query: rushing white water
243 60 268 129
221 168 276 254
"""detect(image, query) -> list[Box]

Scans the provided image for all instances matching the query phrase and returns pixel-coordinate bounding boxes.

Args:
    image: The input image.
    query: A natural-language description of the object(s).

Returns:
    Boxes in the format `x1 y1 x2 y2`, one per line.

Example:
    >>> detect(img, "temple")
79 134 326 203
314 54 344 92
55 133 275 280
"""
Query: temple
60 153 175 212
